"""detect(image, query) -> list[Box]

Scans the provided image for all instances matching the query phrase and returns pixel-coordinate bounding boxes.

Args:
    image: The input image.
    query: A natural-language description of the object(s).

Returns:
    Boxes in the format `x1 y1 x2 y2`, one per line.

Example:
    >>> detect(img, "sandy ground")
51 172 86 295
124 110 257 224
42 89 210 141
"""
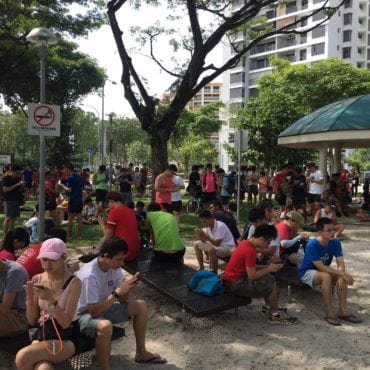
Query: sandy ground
2 219 370 370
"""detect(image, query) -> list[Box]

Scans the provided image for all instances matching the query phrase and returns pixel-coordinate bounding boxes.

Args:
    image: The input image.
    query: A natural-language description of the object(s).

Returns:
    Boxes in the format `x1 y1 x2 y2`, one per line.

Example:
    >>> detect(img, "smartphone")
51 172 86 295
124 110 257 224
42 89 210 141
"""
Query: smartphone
33 284 45 290
135 272 144 280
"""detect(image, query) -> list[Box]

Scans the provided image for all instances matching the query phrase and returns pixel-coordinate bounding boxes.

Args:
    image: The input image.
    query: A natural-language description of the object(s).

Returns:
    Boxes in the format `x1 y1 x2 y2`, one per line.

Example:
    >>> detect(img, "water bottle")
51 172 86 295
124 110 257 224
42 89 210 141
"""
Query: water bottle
297 245 305 268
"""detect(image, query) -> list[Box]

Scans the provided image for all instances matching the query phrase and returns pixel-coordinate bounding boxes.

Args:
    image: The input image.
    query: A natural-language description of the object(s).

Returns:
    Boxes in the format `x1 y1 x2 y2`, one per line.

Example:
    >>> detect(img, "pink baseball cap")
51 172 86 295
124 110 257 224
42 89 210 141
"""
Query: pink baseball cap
37 238 67 260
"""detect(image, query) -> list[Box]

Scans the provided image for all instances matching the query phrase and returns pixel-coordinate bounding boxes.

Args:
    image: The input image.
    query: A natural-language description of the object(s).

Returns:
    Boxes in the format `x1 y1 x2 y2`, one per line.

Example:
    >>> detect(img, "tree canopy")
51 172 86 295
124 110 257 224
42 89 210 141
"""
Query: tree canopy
236 58 370 167
107 0 345 173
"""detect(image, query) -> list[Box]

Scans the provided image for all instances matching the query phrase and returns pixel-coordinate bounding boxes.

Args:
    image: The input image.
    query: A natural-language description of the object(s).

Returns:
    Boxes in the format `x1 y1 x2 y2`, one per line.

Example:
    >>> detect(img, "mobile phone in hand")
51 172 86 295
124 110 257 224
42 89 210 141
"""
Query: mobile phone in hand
33 284 45 290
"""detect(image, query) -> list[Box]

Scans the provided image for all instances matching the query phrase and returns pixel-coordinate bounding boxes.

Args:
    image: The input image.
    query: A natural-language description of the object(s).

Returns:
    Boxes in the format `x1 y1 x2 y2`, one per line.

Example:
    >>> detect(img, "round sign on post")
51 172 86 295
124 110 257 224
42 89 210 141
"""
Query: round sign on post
28 103 61 137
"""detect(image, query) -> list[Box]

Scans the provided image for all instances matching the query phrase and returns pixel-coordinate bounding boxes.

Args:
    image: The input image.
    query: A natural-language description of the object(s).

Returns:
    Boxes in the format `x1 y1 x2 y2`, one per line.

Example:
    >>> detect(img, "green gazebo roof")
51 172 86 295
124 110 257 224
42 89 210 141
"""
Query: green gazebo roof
278 95 370 149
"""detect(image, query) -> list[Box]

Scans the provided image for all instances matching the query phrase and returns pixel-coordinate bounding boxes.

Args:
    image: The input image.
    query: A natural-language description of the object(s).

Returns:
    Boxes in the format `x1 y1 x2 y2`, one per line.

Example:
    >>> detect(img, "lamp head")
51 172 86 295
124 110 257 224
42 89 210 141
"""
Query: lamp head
26 27 58 46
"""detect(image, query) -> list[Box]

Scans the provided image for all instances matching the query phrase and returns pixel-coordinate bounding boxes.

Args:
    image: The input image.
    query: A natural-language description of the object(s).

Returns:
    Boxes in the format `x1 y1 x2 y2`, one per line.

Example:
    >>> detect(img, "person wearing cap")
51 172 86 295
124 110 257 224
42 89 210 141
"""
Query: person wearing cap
0 259 29 338
76 237 167 369
16 238 81 369
275 210 310 265
299 217 362 326
169 164 185 225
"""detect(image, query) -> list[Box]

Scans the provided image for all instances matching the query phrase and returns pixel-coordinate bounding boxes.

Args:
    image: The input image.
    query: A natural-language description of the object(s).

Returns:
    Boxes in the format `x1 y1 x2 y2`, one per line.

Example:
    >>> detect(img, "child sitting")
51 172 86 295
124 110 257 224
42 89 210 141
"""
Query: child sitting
314 200 345 238
82 196 98 224
24 205 55 243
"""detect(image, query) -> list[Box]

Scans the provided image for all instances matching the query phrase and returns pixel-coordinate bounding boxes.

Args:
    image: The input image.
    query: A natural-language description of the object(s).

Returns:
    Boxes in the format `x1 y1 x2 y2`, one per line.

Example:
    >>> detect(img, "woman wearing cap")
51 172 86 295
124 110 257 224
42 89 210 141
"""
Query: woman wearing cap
16 238 81 370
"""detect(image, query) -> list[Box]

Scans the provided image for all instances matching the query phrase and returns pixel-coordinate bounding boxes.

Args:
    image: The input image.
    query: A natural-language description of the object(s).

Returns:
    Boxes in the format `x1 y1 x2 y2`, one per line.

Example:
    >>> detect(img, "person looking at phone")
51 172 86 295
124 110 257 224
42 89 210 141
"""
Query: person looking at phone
15 238 81 369
223 224 298 325
76 236 166 369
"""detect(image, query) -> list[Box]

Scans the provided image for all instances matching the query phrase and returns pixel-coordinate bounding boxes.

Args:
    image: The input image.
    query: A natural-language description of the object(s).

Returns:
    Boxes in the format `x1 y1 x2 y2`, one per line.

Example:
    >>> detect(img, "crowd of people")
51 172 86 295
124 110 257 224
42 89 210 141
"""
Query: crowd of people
0 160 366 368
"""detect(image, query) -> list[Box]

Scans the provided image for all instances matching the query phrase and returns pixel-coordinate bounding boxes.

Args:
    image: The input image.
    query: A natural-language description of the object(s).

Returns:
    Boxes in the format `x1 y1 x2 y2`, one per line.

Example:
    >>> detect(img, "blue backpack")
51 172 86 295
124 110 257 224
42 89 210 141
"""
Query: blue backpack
188 270 224 296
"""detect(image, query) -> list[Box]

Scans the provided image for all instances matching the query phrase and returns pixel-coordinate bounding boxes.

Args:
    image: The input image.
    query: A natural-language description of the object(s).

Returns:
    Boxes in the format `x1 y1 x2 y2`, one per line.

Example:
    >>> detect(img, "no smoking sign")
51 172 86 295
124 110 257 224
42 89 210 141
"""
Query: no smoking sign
28 103 61 137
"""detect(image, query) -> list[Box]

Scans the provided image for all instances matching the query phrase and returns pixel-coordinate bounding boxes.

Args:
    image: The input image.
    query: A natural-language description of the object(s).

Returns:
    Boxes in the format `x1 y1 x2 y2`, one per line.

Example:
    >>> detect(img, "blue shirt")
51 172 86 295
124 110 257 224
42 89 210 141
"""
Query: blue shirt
299 238 343 278
67 174 83 202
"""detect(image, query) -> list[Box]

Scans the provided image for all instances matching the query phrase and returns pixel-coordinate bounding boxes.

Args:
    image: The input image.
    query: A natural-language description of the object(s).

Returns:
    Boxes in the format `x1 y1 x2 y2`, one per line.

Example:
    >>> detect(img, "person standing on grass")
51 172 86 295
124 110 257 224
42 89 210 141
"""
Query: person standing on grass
93 165 108 213
58 163 84 240
169 164 185 226
2 165 24 235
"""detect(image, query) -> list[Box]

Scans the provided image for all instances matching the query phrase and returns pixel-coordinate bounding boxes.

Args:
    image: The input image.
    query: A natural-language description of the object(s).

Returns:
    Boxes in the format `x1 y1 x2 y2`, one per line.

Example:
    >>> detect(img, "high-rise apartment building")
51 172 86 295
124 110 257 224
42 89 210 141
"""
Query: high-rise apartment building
219 0 367 170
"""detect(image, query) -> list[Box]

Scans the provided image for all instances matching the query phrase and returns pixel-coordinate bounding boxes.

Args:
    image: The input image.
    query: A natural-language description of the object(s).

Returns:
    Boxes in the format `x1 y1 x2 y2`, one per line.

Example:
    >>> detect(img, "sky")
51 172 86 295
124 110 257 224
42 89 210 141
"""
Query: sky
78 3 222 119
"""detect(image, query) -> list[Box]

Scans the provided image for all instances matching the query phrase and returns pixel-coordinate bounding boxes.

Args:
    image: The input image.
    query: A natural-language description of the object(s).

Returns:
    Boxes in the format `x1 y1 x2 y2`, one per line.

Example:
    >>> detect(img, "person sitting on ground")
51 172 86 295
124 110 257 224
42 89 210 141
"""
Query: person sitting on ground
299 217 362 326
0 258 29 338
313 201 345 238
193 210 236 273
0 227 30 261
275 211 309 266
76 237 167 370
82 196 98 225
208 200 241 244
223 224 297 325
15 238 82 369
146 203 185 262
17 228 67 279
97 191 140 262
23 204 55 243
355 190 370 221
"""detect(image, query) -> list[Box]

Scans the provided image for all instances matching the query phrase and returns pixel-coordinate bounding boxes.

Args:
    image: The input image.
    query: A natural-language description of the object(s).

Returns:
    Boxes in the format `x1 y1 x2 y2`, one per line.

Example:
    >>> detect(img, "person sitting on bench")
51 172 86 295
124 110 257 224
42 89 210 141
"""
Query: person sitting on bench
0 259 29 338
76 236 167 370
193 210 236 273
146 203 185 263
223 224 297 325
299 217 362 326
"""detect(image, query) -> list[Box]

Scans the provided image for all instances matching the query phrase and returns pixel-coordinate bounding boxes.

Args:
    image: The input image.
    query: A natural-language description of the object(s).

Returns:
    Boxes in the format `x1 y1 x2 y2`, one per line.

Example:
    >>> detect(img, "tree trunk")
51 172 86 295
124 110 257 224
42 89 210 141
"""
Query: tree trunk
149 130 169 201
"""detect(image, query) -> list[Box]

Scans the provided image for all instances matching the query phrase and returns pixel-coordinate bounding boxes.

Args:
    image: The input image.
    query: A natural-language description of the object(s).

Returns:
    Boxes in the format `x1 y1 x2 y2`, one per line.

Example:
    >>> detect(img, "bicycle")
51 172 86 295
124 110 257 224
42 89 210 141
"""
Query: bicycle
185 194 202 215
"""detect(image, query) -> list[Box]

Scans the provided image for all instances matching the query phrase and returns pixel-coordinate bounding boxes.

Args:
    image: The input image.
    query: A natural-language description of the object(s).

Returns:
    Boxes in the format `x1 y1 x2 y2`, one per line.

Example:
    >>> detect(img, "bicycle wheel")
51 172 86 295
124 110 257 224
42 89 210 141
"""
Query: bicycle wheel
186 198 200 214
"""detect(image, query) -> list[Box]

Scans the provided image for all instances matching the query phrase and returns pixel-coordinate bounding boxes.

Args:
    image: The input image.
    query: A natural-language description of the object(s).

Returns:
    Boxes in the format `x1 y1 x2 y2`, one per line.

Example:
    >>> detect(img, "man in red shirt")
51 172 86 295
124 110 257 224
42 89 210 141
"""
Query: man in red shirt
223 224 297 325
98 191 140 261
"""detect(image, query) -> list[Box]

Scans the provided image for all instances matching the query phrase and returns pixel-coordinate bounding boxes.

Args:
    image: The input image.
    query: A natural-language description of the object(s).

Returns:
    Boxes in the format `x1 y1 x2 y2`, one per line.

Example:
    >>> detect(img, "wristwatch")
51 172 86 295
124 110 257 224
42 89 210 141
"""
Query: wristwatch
112 290 120 299
48 300 58 310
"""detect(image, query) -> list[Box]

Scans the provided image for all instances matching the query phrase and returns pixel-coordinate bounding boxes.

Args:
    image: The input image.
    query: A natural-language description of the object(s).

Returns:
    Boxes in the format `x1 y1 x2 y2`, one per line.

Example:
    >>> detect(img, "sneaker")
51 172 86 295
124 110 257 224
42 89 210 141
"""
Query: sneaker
268 311 297 325
262 305 288 314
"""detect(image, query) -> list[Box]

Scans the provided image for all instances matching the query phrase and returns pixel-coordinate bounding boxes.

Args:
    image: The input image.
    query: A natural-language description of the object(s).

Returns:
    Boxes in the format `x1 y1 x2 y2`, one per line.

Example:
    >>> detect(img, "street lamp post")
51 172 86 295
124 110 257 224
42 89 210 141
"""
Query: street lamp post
101 79 117 164
107 112 116 191
26 27 57 242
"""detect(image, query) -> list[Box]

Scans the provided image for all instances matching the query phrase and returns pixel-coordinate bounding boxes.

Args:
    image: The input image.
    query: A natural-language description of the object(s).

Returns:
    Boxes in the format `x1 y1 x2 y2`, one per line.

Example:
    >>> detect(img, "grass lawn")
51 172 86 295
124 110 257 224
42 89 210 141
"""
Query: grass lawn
0 196 252 249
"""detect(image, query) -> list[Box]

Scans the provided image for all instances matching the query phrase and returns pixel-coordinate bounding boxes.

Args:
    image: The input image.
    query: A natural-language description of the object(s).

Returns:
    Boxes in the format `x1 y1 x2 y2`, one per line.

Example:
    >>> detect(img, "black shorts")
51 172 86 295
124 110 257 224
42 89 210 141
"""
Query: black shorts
153 249 185 263
95 189 107 203
307 193 321 204
202 192 216 204
221 196 230 205
45 197 57 211
3 201 21 218
248 185 258 196
68 200 83 214
171 200 183 212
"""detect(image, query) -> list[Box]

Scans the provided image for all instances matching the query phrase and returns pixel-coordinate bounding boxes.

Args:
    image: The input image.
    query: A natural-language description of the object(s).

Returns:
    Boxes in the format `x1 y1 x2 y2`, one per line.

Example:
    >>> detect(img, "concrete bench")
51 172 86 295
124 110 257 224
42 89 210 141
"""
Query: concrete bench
123 249 251 329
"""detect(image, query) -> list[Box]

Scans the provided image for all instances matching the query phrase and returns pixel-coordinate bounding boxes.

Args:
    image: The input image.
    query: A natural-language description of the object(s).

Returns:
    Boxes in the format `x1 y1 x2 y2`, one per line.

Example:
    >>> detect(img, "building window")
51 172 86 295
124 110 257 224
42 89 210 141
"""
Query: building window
230 72 245 84
312 10 325 22
311 42 325 56
249 88 258 98
301 0 308 10
286 1 297 14
343 30 352 42
343 13 352 26
342 47 351 59
312 25 326 38
300 18 307 27
266 10 275 19
300 49 307 60
344 0 352 8
313 0 323 3
230 87 244 99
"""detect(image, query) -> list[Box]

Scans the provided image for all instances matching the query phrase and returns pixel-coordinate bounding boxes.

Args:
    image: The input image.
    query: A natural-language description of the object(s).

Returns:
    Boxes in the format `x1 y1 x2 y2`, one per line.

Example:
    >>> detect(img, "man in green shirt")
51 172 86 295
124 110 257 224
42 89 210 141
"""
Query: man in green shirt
146 203 185 262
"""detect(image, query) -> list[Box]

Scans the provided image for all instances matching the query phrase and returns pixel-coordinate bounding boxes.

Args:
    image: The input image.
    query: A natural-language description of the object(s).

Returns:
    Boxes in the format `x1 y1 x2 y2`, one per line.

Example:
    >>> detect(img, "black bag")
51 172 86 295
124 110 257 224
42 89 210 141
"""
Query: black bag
287 238 307 255
31 319 79 342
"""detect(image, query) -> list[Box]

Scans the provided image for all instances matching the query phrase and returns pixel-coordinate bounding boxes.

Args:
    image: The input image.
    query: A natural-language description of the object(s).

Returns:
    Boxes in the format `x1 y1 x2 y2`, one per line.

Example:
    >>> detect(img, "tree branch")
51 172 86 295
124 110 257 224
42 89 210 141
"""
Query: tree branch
187 0 203 50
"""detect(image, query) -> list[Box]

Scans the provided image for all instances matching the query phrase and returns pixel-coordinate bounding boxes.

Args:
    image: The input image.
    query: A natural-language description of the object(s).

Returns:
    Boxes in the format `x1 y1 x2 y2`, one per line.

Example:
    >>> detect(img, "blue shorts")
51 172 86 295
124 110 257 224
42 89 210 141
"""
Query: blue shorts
78 302 130 338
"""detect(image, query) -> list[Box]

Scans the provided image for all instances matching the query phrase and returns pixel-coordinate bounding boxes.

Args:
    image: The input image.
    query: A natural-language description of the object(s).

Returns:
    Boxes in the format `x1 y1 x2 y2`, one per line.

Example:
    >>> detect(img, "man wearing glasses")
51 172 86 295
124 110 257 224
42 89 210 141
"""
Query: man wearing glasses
299 217 362 326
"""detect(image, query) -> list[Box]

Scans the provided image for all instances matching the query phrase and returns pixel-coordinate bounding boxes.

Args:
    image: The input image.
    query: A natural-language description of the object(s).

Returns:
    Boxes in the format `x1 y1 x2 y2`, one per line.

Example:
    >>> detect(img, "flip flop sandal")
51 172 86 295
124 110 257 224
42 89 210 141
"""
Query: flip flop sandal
338 314 363 323
135 355 167 364
325 316 341 326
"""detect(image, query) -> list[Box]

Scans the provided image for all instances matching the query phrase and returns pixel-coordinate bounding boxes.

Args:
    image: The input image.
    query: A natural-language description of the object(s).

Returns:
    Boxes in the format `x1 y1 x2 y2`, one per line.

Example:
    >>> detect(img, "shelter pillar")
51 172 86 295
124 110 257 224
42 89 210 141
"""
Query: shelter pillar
333 143 342 173
319 145 328 187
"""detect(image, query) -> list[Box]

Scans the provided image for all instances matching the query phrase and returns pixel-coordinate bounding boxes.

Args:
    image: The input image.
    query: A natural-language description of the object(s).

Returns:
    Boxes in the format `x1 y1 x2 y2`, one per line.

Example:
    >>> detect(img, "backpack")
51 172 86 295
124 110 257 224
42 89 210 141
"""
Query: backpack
188 269 224 296
226 175 235 195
